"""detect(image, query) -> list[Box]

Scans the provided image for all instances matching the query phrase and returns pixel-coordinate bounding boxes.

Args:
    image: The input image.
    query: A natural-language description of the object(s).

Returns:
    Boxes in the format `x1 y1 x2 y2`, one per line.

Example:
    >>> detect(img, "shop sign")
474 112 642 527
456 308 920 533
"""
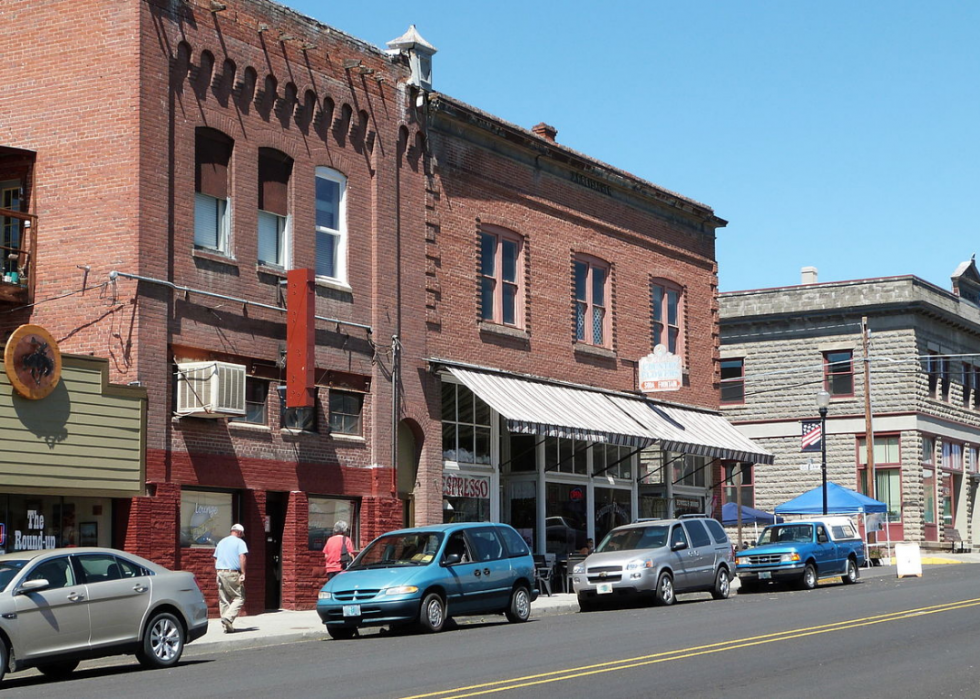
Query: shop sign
443 474 490 499
638 345 682 393
13 509 57 551
4 324 63 400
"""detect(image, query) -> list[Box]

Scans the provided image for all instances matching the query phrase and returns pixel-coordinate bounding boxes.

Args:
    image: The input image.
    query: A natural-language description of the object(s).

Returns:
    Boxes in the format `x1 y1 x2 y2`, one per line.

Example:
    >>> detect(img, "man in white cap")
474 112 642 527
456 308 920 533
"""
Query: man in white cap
214 523 248 633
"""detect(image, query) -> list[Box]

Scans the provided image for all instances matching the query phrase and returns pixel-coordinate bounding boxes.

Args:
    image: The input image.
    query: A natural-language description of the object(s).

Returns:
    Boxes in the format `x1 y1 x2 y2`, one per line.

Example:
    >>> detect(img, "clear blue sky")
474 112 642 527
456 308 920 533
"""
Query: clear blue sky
286 0 979 292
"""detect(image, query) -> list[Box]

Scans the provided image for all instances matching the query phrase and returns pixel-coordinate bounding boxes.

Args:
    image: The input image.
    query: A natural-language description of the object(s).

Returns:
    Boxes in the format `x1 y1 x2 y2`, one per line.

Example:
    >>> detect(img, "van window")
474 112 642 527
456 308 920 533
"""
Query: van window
670 524 689 549
468 527 505 562
683 519 712 548
498 526 531 558
703 518 729 545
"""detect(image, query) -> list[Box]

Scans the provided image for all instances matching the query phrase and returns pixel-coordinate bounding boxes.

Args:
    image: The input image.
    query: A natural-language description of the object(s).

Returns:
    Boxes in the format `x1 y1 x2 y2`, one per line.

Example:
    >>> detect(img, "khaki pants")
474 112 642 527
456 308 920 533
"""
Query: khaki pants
217 570 245 625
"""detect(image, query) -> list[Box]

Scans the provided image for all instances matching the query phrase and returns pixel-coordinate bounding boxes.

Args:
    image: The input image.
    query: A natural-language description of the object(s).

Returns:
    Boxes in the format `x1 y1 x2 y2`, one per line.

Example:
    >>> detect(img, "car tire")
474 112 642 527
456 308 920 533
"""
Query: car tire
136 611 185 669
0 638 7 684
711 567 731 600
505 586 531 623
577 595 596 612
418 592 446 633
654 571 675 606
327 626 357 640
37 660 79 680
842 558 859 585
799 563 818 590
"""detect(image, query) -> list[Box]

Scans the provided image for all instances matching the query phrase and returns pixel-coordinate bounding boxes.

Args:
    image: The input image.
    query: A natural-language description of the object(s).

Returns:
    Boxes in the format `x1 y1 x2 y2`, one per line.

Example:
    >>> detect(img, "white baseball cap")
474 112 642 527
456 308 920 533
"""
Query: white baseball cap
231 523 245 533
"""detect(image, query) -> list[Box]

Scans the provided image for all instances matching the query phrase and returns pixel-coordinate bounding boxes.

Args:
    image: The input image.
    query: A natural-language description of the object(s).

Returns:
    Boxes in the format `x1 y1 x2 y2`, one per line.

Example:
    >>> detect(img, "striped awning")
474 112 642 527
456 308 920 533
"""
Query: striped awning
446 367 653 448
609 396 774 464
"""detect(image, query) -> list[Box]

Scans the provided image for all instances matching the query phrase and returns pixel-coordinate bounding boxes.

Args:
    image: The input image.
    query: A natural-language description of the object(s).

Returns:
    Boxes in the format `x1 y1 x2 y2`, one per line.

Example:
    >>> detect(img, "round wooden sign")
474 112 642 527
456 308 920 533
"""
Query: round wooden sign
3 324 62 400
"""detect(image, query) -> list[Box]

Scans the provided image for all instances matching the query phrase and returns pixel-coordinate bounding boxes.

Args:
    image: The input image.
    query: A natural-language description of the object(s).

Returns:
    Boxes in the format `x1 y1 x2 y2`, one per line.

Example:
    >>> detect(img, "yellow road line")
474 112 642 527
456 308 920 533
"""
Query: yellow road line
400 598 980 699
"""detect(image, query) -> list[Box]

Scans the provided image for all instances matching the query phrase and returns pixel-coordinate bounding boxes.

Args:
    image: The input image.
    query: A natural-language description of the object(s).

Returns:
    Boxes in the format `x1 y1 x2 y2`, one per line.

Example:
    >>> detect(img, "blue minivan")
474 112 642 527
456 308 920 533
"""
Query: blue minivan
316 522 538 638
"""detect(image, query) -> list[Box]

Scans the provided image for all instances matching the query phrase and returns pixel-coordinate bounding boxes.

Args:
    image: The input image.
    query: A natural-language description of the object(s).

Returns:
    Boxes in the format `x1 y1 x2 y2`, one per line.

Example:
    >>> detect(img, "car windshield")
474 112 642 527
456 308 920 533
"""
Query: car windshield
350 532 444 570
759 524 813 545
596 525 669 552
0 560 29 592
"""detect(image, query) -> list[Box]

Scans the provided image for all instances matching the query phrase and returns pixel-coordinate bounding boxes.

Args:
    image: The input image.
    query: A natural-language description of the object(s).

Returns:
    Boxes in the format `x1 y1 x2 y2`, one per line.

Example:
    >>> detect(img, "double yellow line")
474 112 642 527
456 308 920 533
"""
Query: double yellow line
401 598 980 699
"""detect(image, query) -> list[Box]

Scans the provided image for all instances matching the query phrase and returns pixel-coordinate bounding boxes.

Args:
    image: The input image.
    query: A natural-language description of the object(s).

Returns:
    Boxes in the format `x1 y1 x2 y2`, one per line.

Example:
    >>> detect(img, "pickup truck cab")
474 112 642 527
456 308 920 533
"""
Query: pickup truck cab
735 517 865 591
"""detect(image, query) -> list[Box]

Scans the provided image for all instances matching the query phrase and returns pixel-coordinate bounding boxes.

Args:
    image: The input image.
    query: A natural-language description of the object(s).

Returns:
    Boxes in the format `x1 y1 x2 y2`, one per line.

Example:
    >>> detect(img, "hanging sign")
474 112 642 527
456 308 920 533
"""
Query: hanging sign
638 345 682 393
4 324 62 400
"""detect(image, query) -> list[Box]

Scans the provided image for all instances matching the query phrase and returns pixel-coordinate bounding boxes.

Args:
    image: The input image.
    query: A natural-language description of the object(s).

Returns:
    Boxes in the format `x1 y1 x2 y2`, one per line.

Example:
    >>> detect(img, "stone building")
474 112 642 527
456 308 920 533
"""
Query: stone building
720 264 980 551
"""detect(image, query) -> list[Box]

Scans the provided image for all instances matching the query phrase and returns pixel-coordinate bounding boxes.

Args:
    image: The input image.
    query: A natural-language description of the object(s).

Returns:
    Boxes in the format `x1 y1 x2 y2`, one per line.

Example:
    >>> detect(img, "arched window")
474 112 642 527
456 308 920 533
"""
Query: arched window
194 127 233 253
257 148 293 268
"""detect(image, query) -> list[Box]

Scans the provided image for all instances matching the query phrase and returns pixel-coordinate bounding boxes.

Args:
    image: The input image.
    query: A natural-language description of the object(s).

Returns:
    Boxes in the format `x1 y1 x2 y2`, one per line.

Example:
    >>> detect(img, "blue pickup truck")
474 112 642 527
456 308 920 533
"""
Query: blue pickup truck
735 517 865 591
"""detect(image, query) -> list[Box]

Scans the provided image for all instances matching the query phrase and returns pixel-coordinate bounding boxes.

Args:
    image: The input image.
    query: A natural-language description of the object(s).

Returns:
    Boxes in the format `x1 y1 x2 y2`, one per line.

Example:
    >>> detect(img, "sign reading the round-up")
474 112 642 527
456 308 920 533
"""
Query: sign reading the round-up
639 345 682 393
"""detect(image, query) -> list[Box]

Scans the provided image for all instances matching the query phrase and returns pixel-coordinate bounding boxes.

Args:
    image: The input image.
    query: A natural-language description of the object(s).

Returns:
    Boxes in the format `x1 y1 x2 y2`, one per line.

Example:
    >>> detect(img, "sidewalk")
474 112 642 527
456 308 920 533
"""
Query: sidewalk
192 553 980 652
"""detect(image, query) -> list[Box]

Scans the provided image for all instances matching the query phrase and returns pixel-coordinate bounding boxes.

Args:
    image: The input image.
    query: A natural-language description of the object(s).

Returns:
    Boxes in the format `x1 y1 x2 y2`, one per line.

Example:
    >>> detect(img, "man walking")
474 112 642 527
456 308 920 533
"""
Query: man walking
214 523 248 633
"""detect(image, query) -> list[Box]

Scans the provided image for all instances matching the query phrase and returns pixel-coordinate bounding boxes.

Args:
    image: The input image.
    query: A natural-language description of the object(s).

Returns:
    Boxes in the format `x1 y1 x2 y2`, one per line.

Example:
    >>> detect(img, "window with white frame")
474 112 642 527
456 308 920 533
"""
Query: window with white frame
573 256 610 348
442 382 491 465
230 378 268 426
314 167 347 283
543 436 588 475
194 128 233 253
257 148 292 268
329 391 363 436
651 279 682 355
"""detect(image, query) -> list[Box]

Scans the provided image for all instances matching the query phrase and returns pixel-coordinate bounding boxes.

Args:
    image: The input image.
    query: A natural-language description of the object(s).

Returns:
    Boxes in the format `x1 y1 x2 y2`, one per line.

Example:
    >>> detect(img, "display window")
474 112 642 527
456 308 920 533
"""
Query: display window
308 496 358 550
0 495 111 553
180 490 233 548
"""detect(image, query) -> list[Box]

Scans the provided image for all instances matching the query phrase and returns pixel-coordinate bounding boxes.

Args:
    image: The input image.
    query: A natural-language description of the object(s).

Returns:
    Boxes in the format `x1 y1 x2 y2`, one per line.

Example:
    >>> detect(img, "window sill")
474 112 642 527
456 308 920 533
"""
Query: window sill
280 427 320 437
192 247 239 269
479 322 529 342
228 421 271 432
315 276 353 294
573 342 616 360
256 263 287 278
331 433 365 443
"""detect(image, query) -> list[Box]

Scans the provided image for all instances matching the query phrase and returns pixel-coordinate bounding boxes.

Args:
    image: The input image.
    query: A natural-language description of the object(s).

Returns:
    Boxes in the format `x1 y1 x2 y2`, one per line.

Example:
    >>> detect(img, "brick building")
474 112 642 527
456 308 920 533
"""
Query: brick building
720 265 980 552
1 0 770 613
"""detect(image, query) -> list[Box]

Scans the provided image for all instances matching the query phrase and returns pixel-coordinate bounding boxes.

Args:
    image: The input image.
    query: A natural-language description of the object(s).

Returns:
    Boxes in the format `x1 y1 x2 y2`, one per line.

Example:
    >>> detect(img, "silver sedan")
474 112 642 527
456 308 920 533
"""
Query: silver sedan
0 547 208 684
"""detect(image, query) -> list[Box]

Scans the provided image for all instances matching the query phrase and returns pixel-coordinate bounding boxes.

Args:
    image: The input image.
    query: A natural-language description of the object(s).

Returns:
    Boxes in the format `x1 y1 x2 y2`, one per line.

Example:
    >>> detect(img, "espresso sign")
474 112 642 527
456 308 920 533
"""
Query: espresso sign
638 345 682 393
443 474 490 499
4 324 62 400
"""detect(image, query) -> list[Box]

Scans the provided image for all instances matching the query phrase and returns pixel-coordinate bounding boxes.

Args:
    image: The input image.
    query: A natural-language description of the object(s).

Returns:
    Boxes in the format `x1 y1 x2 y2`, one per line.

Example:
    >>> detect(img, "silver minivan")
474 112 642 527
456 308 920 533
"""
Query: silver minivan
571 516 734 610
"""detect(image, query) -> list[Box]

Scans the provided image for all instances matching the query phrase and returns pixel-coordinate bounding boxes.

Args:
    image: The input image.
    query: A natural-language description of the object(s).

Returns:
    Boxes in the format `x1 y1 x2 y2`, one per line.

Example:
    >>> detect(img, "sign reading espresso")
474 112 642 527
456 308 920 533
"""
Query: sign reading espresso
443 474 491 499
4 324 63 400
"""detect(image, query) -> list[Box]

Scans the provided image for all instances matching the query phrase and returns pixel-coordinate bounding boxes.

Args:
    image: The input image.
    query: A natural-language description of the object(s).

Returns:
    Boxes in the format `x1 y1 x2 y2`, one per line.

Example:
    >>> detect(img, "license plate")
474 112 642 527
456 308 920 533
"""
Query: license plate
759 572 771 580
342 605 361 617
596 583 613 595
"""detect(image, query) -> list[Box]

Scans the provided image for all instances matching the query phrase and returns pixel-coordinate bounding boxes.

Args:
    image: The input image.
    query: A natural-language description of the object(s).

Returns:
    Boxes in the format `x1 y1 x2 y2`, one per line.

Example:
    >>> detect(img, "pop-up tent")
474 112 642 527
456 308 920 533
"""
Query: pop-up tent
774 482 887 515
721 502 784 526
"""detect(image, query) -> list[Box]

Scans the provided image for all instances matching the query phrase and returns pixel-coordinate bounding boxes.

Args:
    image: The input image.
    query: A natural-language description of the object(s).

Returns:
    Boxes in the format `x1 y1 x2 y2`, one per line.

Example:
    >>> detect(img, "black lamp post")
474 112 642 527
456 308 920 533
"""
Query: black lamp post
817 389 831 515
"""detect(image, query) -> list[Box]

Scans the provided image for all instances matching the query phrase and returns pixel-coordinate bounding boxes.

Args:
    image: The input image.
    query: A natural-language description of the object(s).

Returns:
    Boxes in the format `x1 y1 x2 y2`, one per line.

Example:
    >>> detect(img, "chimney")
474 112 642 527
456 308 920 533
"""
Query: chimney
801 266 818 285
531 122 558 143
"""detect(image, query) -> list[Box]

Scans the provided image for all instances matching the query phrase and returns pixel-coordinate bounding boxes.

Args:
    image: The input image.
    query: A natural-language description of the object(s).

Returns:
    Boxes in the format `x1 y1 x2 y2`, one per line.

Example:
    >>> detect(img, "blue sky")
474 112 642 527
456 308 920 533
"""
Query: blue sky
286 0 979 292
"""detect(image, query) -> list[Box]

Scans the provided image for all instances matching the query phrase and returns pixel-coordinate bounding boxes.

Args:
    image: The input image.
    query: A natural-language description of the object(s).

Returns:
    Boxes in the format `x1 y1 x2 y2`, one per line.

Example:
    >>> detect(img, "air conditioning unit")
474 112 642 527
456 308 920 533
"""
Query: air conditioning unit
175 361 246 417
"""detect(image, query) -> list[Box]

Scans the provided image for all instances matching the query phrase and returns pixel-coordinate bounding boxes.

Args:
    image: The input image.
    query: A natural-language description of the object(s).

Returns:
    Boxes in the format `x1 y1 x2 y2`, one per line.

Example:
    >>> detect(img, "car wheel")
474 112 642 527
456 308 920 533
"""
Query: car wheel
37 660 79 680
577 595 596 612
842 558 859 585
505 586 531 623
136 611 185 669
0 638 6 684
799 563 818 590
654 571 675 606
327 626 357 640
418 593 446 633
711 567 731 600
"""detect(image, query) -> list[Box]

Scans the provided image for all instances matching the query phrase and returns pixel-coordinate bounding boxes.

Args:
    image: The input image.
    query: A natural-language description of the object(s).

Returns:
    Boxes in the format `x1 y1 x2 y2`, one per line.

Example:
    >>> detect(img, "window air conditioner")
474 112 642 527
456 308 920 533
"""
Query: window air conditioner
175 361 247 417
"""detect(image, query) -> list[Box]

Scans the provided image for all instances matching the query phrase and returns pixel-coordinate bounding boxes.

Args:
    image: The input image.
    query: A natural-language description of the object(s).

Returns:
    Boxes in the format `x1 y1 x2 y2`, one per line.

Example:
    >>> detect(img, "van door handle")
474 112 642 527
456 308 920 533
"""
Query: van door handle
474 570 482 577
483 568 491 576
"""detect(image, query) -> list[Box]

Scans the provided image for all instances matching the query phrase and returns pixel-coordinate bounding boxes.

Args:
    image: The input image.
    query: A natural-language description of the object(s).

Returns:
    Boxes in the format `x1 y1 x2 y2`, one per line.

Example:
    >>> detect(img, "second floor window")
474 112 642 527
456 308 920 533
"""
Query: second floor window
257 149 292 268
194 128 233 253
720 358 745 404
315 167 347 283
651 281 682 354
329 391 363 436
1 182 20 277
723 463 754 508
230 378 269 425
574 257 610 348
824 350 853 396
479 228 523 327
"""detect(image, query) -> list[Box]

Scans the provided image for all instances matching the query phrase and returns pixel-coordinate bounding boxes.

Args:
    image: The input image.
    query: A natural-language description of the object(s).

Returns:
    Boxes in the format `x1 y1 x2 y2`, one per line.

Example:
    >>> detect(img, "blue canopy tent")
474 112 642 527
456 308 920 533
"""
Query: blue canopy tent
774 482 887 515
721 502 783 526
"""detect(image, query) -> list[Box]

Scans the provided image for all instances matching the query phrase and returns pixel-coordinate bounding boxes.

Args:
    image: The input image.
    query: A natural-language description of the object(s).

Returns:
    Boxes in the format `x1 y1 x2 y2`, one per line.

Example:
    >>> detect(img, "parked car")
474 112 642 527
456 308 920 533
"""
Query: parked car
316 522 538 638
735 517 865 591
571 516 735 610
0 547 208 684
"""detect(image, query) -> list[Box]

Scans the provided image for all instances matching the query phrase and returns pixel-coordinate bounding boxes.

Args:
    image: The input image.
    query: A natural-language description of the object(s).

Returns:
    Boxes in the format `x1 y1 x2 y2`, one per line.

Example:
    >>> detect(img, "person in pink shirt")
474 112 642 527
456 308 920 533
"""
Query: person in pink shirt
323 521 356 581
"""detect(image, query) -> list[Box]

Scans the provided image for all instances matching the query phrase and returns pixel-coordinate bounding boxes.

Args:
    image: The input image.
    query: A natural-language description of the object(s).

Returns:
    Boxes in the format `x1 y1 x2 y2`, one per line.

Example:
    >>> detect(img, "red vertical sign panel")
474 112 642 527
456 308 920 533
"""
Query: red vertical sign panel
286 269 315 408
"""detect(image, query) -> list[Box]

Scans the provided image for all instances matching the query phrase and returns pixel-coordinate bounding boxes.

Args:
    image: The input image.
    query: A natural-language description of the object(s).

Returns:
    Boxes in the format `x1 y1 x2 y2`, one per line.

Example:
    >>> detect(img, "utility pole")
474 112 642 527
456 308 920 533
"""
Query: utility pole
862 316 875 497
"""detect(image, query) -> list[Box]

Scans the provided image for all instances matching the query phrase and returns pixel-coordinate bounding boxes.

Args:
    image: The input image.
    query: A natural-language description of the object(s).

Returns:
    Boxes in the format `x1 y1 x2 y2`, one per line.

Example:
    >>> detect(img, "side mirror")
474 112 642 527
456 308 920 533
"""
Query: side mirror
443 553 462 566
18 579 49 594
671 540 688 552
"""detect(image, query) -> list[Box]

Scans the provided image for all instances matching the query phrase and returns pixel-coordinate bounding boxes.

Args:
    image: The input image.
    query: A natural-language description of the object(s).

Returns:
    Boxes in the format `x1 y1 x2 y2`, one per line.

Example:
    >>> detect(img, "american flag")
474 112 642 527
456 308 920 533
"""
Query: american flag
801 420 823 452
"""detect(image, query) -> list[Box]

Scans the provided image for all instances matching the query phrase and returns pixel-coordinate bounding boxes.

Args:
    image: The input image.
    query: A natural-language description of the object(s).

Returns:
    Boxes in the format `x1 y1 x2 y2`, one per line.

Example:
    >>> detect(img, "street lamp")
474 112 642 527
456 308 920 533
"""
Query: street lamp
816 389 831 515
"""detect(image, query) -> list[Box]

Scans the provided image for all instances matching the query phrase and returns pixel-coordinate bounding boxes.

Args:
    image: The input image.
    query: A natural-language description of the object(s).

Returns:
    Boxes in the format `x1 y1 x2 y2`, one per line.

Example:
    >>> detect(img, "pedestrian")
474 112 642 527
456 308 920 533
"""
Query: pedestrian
214 523 248 633
323 521 356 581
578 538 594 556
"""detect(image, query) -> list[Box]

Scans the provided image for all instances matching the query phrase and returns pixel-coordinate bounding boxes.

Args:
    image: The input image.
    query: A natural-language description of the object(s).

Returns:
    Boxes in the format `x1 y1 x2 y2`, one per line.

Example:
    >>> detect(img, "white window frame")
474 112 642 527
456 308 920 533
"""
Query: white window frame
258 210 290 268
314 167 348 287
194 192 230 253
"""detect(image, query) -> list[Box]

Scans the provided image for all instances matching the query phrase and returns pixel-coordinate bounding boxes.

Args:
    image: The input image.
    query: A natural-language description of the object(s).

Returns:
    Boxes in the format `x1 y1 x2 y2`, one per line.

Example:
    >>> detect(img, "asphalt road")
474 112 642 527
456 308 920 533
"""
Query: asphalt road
5 566 979 699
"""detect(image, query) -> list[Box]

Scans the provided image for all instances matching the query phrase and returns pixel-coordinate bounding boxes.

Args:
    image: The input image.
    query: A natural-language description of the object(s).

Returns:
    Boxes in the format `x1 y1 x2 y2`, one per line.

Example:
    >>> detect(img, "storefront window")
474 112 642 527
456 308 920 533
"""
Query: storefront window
442 383 491 465
180 490 233 548
595 443 633 480
507 434 538 472
543 437 588 475
442 472 491 523
923 437 936 525
0 495 112 553
857 436 902 521
506 480 536 550
594 487 631 545
308 496 358 550
672 454 706 487
545 483 588 556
